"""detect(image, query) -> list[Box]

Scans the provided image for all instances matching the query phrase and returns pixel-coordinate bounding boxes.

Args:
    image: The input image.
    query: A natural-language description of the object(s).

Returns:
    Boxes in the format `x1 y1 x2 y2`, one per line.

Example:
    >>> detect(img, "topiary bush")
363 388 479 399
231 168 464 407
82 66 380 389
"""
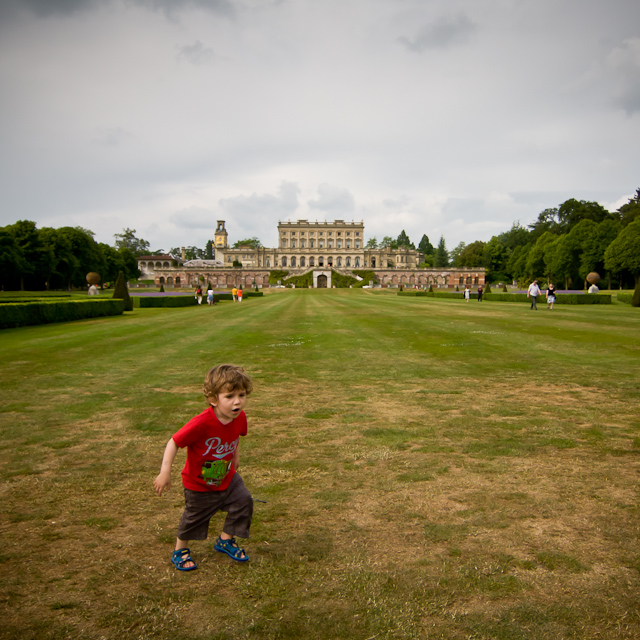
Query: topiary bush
484 283 492 294
112 271 133 311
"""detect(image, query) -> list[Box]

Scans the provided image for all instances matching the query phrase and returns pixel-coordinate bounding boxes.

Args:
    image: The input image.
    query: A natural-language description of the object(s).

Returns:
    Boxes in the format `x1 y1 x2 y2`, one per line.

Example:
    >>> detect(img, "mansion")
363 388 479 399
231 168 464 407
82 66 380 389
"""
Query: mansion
137 220 485 289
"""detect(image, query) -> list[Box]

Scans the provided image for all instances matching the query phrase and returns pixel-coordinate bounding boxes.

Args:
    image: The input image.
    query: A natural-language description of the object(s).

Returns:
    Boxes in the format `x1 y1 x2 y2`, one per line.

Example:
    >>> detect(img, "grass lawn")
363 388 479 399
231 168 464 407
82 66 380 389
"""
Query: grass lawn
1 289 639 639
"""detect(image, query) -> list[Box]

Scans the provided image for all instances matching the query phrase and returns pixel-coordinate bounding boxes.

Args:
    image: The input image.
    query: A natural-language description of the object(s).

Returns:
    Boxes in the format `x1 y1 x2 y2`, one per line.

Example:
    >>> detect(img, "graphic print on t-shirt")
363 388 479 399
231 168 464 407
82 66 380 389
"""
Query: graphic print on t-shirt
197 435 239 486
199 459 231 486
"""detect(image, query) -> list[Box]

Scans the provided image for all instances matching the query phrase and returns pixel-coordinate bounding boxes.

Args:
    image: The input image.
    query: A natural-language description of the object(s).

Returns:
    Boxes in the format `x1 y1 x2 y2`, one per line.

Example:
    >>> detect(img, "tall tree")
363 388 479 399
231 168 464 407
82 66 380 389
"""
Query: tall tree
418 234 434 255
557 198 612 233
114 228 151 256
379 236 397 249
579 218 621 287
57 227 105 288
449 242 466 267
232 237 262 249
617 188 640 227
396 230 414 249
434 236 449 267
0 228 25 290
455 241 486 268
365 237 378 249
526 231 557 283
529 208 560 240
604 218 640 286
483 237 509 278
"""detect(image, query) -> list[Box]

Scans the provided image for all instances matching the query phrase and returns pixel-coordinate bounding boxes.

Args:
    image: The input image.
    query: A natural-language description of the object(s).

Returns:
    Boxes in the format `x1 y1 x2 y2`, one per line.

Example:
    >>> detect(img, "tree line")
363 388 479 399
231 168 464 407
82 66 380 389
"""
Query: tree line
389 191 640 288
0 224 152 290
2 190 639 290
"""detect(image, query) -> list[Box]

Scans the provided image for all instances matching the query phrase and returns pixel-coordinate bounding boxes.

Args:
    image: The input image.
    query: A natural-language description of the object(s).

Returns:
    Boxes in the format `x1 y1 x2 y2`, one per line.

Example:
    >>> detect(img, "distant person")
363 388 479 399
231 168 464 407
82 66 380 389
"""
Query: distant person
527 280 541 310
207 288 214 305
477 285 483 302
232 287 238 302
546 283 557 310
196 286 203 305
464 286 470 302
588 283 599 294
153 365 254 571
237 287 243 302
88 284 98 296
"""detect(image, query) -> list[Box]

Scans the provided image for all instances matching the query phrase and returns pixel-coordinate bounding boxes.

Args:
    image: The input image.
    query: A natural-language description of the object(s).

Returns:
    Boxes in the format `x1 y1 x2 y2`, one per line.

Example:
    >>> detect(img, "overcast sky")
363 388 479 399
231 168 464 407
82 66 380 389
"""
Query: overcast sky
1 0 639 252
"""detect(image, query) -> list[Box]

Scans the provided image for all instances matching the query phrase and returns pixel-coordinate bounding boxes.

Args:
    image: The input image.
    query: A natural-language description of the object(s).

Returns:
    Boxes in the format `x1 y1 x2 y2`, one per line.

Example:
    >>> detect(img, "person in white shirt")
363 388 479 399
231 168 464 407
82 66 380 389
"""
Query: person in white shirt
527 280 541 310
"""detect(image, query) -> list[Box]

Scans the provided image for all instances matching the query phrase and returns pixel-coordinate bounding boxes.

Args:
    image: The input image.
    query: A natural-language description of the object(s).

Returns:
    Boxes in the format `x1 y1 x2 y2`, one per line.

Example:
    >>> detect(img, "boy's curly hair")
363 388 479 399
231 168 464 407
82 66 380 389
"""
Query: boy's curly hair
203 364 253 403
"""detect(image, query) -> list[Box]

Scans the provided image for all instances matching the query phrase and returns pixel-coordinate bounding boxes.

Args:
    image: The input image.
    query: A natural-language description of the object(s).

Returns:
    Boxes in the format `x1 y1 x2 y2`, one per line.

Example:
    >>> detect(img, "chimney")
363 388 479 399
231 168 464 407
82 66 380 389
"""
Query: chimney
181 246 186 261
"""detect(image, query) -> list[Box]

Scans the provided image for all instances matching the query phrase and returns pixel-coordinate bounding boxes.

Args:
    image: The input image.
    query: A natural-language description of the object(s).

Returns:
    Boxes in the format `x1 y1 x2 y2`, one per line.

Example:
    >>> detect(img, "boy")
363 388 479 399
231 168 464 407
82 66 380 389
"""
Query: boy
153 364 254 571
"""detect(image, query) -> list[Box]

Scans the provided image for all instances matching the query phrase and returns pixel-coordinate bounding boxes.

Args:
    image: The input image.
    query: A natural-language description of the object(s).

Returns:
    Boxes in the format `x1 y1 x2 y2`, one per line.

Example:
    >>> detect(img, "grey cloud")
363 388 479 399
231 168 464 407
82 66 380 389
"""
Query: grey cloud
176 41 216 66
398 13 477 52
308 183 355 213
607 38 640 115
0 0 234 20
0 0 101 19
170 206 217 229
133 0 235 19
219 181 300 218
92 127 134 147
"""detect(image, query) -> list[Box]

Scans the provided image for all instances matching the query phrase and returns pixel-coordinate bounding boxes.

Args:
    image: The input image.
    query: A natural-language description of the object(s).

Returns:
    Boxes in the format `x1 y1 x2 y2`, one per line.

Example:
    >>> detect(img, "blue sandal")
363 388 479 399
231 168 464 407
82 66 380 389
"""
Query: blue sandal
214 537 249 562
171 548 197 571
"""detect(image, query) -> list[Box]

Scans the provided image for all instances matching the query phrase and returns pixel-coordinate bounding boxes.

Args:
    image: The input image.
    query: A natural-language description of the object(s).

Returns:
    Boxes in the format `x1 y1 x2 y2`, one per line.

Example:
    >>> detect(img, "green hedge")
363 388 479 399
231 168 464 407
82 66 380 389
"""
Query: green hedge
134 296 198 308
397 290 465 299
398 291 611 304
617 293 633 304
0 299 125 330
484 293 611 304
134 291 263 307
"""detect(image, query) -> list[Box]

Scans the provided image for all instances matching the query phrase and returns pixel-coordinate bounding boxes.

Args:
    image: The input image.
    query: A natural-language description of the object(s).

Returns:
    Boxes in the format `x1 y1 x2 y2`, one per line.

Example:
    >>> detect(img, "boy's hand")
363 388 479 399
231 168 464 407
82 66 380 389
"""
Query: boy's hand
153 472 171 497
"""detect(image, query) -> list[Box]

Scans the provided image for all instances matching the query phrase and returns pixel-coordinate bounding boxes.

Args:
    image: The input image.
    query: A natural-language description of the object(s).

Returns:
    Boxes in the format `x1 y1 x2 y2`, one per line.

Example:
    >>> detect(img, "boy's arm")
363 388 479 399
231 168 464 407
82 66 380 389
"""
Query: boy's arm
232 443 240 471
153 438 179 496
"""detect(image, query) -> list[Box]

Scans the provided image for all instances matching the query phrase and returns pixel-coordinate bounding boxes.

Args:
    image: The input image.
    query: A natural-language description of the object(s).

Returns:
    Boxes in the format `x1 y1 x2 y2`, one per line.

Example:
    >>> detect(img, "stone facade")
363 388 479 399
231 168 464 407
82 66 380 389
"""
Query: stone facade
136 220 485 289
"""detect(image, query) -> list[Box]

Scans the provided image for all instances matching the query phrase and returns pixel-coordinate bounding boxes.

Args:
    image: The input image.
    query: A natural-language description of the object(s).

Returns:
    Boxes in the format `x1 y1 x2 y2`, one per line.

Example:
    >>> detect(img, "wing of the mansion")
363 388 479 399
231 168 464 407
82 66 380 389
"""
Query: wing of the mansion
137 220 485 289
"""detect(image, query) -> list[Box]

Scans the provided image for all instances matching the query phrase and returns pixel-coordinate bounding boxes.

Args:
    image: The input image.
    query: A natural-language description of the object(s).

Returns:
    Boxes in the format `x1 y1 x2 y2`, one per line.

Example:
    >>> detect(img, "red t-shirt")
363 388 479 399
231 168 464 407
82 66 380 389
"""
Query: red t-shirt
172 406 247 492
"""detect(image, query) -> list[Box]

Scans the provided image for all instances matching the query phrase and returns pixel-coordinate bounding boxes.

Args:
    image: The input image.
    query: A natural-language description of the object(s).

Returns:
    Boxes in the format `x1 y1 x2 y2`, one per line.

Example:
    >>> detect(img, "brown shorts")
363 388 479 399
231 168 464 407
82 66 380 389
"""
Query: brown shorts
176 473 253 541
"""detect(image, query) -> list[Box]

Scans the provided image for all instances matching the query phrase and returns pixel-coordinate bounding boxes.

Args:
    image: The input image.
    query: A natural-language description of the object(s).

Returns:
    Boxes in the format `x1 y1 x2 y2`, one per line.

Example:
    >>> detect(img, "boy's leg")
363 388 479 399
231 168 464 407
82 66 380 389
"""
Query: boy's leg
220 473 253 539
174 538 196 569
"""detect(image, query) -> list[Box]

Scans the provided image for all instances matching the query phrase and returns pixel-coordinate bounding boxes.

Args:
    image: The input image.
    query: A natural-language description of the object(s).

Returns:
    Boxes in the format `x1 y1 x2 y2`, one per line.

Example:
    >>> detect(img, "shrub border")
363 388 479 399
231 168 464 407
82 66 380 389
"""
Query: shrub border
0 299 126 330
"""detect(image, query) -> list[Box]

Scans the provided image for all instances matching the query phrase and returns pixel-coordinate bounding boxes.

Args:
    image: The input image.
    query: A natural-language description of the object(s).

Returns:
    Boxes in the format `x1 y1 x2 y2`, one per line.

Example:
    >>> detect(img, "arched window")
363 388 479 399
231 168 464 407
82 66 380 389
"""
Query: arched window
300 257 305 267
319 256 324 267
355 257 360 267
371 258 376 268
266 259 271 268
291 256 296 267
282 256 287 267
346 257 351 267
176 276 181 285
337 257 342 267
159 277 165 284
309 257 315 267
